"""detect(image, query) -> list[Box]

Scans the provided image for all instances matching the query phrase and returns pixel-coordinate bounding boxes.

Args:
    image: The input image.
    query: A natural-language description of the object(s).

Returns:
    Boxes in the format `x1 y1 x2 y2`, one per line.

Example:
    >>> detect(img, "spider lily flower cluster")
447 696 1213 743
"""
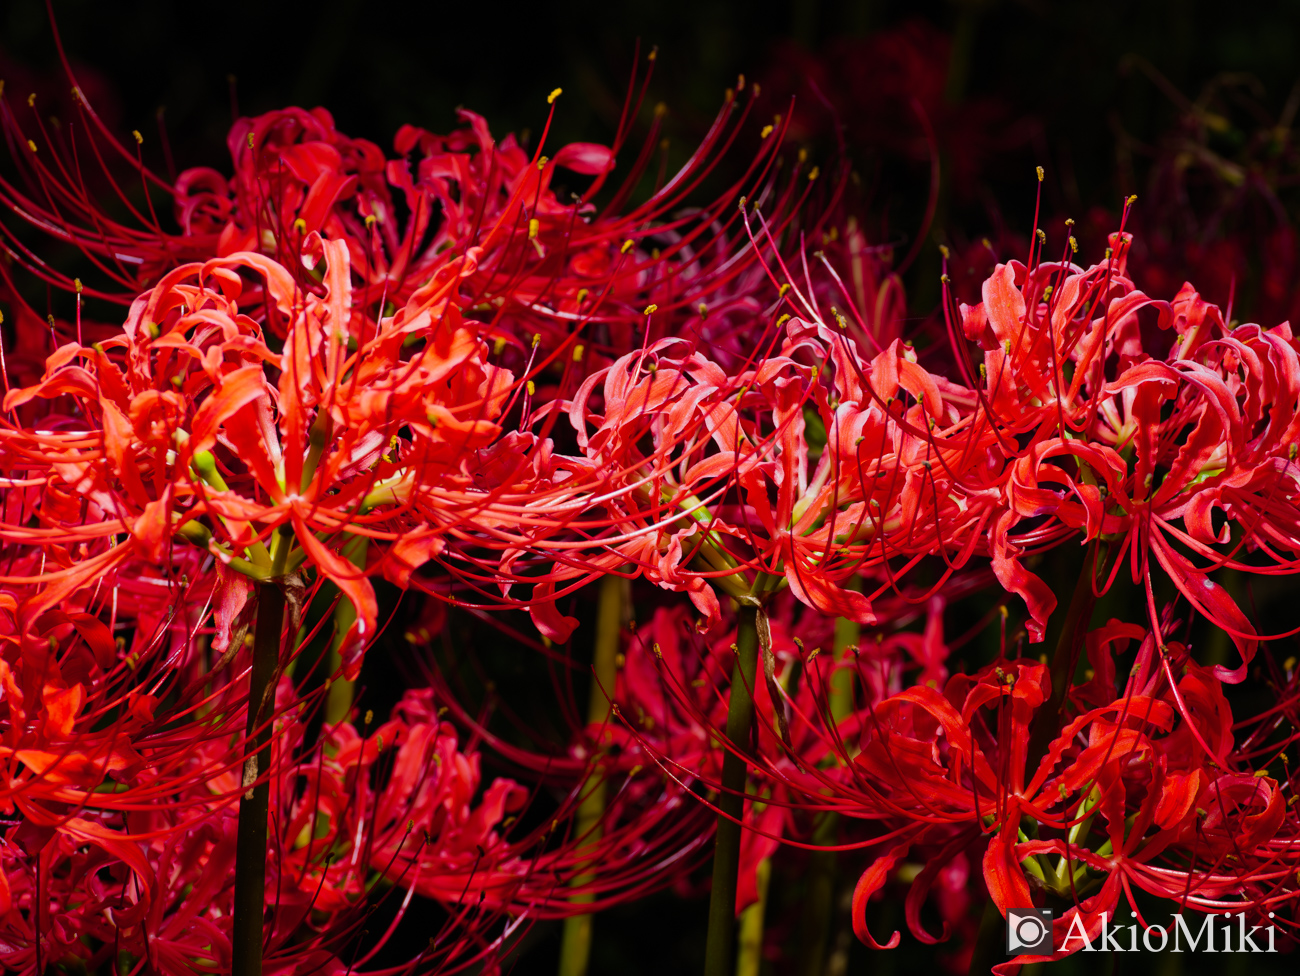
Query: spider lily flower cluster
0 44 1298 976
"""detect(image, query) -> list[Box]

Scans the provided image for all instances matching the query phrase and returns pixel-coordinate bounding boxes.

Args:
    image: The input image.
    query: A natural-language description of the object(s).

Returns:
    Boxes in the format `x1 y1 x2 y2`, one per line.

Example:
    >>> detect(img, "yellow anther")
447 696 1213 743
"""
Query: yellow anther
74 278 83 294
982 238 992 249
698 302 708 316
621 239 635 254
247 132 255 149
572 344 584 361
752 83 760 97
528 218 540 239
293 217 307 234
493 337 507 355
776 313 791 327
778 283 791 297
654 102 667 118
760 124 773 139
536 156 548 170
807 166 820 181
364 709 374 725
547 88 562 104
940 273 951 284
532 333 541 347
797 148 808 164
1126 194 1138 206
364 213 377 229
644 304 658 315
737 73 745 90
1036 228 1046 243
26 139 36 153
576 287 589 304
526 380 536 396
132 130 143 145
1069 236 1078 253
27 93 36 107
938 244 950 259
1036 165 1045 181
648 47 658 62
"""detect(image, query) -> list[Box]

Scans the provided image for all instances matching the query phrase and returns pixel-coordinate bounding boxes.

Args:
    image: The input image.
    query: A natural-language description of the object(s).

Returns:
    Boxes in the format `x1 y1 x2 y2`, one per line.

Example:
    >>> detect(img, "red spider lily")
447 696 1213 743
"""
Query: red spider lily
944 233 1300 679
0 234 526 673
1 57 813 378
0 676 548 975
845 617 1300 968
513 282 957 637
604 586 971 913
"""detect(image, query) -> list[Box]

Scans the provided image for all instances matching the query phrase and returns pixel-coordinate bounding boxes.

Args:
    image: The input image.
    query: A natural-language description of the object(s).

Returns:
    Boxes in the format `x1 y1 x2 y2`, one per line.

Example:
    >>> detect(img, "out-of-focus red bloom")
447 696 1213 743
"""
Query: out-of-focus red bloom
759 21 1036 206
0 672 545 974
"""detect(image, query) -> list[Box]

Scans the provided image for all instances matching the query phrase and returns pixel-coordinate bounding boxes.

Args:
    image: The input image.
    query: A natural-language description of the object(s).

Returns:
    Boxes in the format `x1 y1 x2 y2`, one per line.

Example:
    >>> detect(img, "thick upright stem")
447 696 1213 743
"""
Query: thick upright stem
734 857 771 976
799 605 859 976
703 604 760 976
967 896 1004 976
231 581 286 976
324 534 368 724
557 572 626 976
1025 541 1105 768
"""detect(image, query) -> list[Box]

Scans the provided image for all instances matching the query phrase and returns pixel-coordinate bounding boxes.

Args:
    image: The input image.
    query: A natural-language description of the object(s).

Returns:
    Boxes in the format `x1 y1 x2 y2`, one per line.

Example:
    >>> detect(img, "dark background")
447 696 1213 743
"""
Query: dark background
5 1 1300 973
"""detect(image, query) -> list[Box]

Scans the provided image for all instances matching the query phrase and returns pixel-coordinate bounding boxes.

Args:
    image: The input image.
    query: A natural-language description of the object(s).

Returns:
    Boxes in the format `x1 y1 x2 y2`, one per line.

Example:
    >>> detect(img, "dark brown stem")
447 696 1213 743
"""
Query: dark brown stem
1026 540 1106 770
231 581 286 976
703 603 760 976
967 896 1004 976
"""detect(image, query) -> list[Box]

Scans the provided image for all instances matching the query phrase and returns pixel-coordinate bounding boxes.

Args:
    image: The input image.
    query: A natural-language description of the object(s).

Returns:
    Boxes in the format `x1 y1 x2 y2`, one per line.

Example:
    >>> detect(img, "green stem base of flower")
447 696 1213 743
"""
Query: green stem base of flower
703 604 760 976
231 581 286 976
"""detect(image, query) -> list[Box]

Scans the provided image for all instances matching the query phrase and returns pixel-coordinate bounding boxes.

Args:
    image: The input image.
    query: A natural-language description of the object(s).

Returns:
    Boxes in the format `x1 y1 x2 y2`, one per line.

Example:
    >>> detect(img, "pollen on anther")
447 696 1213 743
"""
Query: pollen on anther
547 88 562 104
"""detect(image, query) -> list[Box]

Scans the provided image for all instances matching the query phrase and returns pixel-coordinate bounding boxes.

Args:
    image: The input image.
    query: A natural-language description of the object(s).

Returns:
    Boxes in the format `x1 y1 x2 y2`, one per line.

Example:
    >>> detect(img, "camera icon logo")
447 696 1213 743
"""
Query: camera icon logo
1006 908 1053 954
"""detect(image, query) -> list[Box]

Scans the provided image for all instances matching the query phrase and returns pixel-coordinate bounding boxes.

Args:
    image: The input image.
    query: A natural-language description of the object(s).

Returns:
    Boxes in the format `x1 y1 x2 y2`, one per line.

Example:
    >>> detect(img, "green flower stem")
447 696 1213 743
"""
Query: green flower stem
735 856 771 976
703 600 762 976
323 534 369 725
557 572 627 976
1025 540 1108 769
798 604 860 976
967 895 1005 976
231 578 287 976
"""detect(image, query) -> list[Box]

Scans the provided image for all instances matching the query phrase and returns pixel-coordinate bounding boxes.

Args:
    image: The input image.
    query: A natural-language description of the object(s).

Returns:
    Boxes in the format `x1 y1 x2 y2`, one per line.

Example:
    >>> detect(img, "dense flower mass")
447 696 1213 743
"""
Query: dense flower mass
0 30 1298 976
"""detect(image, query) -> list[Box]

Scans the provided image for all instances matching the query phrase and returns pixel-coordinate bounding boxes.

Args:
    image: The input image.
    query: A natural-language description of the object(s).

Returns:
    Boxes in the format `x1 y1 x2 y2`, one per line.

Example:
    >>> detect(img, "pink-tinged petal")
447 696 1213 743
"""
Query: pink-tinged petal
553 142 616 175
